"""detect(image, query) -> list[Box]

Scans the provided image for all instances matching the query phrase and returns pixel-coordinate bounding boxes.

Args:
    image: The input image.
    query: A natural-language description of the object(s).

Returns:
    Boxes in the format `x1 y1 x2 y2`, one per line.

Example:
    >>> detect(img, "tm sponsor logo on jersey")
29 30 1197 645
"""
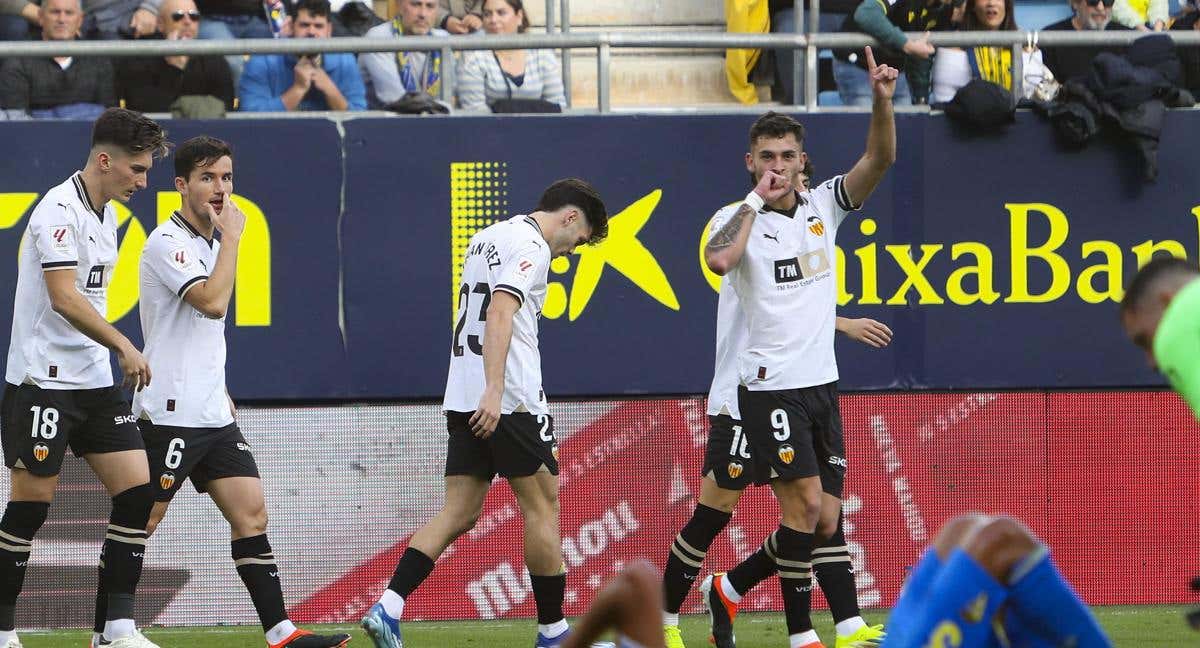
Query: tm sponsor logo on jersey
774 249 833 290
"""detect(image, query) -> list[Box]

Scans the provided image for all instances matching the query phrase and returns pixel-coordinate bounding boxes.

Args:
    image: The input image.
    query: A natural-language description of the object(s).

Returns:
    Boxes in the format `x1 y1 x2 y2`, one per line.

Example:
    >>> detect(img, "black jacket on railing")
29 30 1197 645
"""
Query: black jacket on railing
1040 18 1133 83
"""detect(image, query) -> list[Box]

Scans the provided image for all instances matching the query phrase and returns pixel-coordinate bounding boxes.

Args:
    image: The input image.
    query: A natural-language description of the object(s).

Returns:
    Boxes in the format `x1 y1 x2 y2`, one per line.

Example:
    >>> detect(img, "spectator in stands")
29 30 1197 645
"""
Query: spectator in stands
0 0 37 40
439 0 481 33
115 0 235 112
930 0 1047 102
239 0 367 111
833 0 959 104
2 0 144 39
1112 0 1167 29
0 0 116 117
132 0 273 83
1172 0 1200 94
360 0 449 107
1041 0 1132 82
456 0 564 112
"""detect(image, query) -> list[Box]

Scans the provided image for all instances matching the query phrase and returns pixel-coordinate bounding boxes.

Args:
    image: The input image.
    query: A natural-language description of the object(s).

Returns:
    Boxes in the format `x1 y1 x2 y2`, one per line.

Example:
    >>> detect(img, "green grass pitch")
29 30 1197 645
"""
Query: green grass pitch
17 606 1192 647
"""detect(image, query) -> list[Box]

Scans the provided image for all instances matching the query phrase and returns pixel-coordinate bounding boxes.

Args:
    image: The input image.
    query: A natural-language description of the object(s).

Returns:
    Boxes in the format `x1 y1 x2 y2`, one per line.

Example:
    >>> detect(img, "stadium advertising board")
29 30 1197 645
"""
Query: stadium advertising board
5 393 1193 626
3 113 1198 398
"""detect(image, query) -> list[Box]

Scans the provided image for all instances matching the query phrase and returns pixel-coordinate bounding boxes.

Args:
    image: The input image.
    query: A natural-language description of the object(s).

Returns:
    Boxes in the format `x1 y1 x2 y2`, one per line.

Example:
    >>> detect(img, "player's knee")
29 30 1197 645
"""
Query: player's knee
698 478 741 513
932 512 990 559
814 515 838 544
9 470 58 504
448 506 483 537
233 506 269 538
776 480 822 530
144 505 168 537
110 483 155 528
962 516 1038 580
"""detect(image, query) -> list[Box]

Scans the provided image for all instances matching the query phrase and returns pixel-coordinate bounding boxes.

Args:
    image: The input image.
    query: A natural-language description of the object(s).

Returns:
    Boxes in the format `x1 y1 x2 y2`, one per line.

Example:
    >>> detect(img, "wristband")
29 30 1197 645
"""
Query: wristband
744 191 765 213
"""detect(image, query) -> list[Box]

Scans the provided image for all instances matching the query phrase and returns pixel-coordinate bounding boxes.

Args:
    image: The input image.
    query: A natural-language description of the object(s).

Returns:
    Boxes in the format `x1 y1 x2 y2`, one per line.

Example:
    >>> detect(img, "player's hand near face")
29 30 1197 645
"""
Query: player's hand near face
470 388 502 438
865 46 900 100
207 196 246 241
838 317 893 348
755 169 793 204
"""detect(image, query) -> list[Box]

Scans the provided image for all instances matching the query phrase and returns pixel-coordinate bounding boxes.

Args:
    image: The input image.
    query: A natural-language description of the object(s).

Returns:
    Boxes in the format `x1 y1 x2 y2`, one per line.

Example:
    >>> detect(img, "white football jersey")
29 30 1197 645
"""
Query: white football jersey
132 213 233 428
443 215 551 416
726 176 858 391
705 205 746 419
6 173 118 389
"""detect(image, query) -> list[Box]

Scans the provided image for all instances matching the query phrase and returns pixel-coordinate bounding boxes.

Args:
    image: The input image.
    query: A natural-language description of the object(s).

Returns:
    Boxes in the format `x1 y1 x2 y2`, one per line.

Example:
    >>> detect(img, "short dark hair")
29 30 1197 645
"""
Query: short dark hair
1121 257 1198 313
536 178 608 245
174 136 233 180
91 108 169 158
290 0 330 19
749 111 805 150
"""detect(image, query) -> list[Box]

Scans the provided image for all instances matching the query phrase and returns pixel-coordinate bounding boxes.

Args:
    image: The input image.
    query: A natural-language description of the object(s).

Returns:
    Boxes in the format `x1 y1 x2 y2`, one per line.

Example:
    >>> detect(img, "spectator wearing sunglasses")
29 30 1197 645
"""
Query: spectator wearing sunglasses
115 0 235 112
1041 0 1132 82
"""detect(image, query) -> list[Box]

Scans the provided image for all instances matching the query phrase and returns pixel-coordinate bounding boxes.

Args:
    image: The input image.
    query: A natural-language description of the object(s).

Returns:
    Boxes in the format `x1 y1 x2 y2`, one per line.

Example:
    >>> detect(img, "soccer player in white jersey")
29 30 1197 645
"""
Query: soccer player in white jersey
697 47 898 648
0 108 166 648
362 179 608 648
660 160 891 648
85 136 351 648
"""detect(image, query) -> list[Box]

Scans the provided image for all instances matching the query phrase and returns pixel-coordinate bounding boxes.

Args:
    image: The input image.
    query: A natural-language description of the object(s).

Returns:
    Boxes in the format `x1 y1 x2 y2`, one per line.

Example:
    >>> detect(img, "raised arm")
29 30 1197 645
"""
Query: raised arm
842 46 899 209
182 201 246 319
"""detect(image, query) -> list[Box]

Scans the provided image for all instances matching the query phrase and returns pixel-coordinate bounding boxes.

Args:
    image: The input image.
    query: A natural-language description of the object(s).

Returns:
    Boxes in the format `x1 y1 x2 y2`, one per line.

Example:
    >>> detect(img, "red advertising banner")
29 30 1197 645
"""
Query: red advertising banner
292 390 1200 622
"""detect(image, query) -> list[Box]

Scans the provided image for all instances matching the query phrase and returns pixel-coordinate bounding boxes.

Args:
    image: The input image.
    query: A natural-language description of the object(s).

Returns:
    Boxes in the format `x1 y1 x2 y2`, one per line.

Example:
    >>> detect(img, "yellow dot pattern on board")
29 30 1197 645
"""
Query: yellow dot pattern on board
450 162 509 324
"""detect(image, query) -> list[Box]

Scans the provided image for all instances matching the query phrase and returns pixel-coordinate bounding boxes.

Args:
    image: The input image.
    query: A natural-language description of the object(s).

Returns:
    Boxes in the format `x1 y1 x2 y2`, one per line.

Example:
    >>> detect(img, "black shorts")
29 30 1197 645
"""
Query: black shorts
701 414 760 490
1 383 142 477
445 410 559 480
140 420 260 501
736 382 847 495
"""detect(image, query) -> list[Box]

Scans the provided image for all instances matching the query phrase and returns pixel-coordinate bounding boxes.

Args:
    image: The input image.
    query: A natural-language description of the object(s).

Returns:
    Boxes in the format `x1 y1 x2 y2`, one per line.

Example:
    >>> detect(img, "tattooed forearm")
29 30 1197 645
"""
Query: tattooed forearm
705 203 757 252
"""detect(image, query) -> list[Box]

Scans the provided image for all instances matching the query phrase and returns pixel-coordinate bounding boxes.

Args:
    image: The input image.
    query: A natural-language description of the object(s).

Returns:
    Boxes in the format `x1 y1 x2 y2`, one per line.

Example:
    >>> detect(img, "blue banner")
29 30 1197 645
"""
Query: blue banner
2 112 1197 399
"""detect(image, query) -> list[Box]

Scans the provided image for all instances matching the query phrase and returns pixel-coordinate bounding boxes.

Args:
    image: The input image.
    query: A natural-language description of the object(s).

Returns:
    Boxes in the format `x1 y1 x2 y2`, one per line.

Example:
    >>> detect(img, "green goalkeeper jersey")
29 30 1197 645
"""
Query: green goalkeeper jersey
1154 278 1200 418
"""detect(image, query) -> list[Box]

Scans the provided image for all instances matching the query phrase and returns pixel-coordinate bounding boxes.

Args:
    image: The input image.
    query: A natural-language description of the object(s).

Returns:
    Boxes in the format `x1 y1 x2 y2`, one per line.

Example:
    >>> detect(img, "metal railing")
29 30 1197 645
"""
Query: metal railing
0 29 1196 112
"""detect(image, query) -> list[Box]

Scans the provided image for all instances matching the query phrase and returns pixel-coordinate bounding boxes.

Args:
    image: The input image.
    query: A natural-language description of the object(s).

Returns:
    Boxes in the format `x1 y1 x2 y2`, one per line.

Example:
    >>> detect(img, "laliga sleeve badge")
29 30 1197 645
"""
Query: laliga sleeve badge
777 444 795 465
33 443 50 462
727 461 744 479
49 225 72 252
159 471 176 491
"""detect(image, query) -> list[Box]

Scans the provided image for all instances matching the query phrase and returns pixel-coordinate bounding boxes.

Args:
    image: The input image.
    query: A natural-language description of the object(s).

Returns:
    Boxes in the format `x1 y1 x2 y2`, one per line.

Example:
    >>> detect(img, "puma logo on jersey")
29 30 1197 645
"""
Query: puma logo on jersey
763 232 780 242
88 235 96 244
